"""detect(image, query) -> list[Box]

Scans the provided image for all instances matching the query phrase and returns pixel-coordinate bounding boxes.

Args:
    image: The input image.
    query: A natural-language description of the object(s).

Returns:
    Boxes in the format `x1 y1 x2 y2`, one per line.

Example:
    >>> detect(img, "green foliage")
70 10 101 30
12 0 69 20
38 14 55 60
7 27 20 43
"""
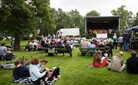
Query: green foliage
111 5 133 33
51 8 85 35
86 10 101 16
32 0 56 35
132 12 138 26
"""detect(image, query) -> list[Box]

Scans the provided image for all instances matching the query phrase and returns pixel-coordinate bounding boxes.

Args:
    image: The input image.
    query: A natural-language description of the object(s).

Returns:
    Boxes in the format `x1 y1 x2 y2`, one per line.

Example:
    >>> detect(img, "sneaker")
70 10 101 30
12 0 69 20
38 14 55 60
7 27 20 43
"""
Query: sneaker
86 64 89 67
58 74 62 78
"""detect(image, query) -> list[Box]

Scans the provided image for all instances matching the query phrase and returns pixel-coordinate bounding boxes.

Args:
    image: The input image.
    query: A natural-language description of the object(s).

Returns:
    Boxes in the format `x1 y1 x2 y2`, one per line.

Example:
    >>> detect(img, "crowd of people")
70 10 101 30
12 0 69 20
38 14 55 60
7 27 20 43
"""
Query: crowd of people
13 57 61 85
1 33 138 85
24 35 81 56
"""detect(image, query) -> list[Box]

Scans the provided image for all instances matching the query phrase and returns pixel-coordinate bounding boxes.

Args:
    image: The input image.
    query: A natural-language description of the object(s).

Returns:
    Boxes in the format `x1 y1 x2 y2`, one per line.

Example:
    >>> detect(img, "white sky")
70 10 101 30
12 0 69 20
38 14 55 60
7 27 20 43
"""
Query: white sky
50 0 137 16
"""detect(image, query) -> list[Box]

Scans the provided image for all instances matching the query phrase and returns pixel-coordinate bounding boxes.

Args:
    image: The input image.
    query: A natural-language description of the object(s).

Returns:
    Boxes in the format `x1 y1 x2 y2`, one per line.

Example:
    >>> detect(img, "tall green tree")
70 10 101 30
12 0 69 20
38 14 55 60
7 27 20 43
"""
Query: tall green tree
111 5 133 33
0 0 35 50
32 0 56 35
86 10 100 16
52 8 71 32
68 9 84 35
132 12 138 26
0 0 54 50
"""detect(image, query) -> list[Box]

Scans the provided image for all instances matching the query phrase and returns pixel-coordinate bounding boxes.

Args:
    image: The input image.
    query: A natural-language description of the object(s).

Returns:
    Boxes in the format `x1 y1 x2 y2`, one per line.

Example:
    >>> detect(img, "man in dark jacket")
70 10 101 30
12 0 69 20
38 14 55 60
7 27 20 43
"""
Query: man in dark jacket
13 60 30 80
126 51 138 74
106 41 113 57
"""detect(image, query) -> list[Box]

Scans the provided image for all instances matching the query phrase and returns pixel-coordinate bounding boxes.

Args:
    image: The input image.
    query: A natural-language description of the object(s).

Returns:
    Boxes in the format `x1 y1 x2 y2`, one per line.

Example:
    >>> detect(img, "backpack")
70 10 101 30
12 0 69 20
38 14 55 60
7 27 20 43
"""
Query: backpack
5 53 13 61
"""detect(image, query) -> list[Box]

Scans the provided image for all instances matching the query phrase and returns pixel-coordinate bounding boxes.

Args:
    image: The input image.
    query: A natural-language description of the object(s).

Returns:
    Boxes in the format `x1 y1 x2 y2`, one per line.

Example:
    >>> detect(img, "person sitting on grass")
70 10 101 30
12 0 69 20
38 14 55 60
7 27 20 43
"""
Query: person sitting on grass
126 51 138 74
38 59 61 81
108 51 125 72
29 57 49 85
13 60 30 80
0 42 7 60
5 47 17 61
93 50 108 67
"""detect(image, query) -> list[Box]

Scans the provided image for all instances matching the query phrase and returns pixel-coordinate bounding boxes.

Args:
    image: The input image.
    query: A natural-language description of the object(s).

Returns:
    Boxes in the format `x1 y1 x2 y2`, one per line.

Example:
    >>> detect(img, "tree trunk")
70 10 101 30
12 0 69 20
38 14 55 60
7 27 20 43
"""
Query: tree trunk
14 33 21 51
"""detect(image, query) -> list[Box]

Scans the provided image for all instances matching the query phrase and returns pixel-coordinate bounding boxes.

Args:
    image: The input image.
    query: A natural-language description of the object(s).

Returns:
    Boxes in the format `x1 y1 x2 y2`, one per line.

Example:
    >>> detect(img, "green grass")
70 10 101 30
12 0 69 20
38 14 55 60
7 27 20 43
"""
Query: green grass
0 41 138 85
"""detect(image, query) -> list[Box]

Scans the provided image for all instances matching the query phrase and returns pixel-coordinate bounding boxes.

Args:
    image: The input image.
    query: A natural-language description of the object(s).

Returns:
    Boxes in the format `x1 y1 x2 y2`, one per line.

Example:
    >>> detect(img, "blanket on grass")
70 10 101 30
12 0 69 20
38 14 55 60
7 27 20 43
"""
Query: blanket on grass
14 76 61 85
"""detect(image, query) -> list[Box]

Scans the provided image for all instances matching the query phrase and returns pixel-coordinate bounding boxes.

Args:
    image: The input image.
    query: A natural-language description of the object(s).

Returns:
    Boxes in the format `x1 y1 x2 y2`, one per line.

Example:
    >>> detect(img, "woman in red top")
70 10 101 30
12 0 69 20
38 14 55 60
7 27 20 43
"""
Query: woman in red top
93 50 107 67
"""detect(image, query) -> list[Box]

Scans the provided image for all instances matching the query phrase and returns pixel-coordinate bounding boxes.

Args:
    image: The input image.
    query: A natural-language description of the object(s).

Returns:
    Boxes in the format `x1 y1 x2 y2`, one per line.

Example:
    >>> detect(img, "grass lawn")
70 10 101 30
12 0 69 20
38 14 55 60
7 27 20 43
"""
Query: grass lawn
0 41 138 85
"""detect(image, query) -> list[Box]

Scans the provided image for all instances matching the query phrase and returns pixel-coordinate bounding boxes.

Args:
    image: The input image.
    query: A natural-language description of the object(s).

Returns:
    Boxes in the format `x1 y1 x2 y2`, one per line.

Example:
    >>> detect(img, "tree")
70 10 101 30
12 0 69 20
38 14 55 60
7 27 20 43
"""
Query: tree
52 8 71 32
32 0 56 35
0 0 35 50
132 12 138 26
0 0 53 50
68 9 84 35
86 10 100 16
51 8 84 35
111 5 133 33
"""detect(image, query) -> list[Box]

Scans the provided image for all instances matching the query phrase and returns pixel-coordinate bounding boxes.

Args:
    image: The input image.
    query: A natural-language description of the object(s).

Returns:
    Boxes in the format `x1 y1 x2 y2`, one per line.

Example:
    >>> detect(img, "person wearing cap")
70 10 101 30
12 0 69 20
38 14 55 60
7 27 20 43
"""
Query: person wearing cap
13 60 30 80
108 51 125 72
126 51 138 74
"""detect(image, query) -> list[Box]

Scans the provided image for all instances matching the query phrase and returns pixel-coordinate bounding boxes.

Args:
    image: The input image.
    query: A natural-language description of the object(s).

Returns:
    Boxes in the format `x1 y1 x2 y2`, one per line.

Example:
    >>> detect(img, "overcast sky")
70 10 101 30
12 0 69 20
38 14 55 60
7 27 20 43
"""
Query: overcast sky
50 0 137 16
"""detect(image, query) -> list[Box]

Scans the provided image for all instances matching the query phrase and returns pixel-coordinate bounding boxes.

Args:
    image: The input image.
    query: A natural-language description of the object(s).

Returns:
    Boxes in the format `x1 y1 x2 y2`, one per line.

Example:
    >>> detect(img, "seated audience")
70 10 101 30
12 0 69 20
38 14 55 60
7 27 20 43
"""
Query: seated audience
88 41 96 55
93 50 108 67
5 47 17 61
108 51 125 72
126 51 138 74
48 41 55 56
13 60 30 80
80 38 88 56
0 42 7 60
55 41 65 55
64 41 72 57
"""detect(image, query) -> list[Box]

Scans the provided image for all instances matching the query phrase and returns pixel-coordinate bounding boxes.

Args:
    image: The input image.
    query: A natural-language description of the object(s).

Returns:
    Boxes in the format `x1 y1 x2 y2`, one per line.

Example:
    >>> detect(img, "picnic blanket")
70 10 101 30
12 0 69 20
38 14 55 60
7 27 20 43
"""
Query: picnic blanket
14 75 61 85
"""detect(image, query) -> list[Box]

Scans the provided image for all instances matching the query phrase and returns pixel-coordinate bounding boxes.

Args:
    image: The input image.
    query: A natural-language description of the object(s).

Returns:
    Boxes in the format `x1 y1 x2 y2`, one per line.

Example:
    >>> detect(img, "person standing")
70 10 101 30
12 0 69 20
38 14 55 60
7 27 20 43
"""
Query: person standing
113 33 118 49
118 35 124 50
11 39 15 51
126 51 138 74
123 33 130 51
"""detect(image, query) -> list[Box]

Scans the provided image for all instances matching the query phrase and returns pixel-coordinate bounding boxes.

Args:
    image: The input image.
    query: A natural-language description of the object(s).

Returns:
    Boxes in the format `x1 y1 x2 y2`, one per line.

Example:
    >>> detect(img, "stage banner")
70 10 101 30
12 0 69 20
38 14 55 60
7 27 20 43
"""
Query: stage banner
97 34 107 38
